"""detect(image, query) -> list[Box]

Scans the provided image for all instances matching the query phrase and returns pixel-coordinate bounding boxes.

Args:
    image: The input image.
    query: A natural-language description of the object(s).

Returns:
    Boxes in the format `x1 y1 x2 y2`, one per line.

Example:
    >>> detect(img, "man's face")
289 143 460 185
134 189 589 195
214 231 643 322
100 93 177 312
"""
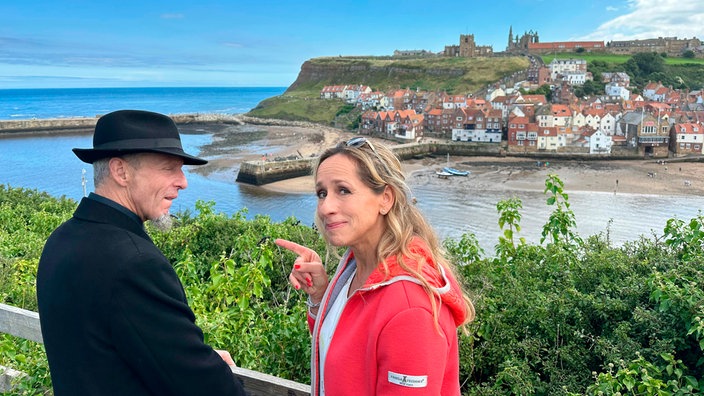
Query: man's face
125 153 187 222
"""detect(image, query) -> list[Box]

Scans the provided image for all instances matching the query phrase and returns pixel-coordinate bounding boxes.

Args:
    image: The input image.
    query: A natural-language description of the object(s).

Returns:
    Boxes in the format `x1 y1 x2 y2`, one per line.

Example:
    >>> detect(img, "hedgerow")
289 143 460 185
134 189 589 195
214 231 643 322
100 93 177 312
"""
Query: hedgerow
0 180 702 395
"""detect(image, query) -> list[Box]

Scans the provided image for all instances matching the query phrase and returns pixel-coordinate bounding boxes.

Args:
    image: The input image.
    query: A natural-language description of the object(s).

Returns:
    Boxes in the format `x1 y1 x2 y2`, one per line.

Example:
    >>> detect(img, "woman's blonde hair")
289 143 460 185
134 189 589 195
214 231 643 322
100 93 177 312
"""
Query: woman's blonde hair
314 137 475 328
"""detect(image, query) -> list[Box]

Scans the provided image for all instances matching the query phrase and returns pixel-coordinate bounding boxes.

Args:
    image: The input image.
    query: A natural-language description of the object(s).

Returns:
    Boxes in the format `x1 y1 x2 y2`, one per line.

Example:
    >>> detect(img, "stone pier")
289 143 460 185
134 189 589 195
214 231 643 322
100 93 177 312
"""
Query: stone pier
235 142 504 185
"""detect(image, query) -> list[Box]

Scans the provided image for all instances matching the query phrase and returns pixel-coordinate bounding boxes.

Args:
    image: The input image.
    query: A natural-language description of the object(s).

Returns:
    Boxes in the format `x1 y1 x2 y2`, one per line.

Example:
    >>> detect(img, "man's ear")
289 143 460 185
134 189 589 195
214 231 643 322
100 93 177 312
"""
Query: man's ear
109 157 130 187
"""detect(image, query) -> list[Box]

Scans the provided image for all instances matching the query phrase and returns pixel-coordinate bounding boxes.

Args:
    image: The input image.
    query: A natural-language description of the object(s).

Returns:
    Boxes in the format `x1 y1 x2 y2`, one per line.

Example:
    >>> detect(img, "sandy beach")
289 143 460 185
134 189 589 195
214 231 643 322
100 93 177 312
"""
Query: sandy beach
10 119 699 198
186 122 704 198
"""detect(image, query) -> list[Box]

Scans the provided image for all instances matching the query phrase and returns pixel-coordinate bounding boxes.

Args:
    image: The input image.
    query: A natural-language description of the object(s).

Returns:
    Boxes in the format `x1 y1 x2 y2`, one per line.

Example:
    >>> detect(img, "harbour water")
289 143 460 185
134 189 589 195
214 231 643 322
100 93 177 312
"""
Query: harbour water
1 87 701 253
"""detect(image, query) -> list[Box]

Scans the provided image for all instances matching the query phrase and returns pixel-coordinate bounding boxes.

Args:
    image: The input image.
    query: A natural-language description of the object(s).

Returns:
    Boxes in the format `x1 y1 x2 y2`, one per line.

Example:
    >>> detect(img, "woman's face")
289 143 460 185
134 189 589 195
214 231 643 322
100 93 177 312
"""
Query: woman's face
315 153 391 252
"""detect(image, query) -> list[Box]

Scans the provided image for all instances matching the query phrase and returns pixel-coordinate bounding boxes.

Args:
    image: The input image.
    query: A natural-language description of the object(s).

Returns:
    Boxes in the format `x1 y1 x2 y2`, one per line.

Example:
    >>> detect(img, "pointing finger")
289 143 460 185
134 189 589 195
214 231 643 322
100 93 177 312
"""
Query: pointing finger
275 238 318 260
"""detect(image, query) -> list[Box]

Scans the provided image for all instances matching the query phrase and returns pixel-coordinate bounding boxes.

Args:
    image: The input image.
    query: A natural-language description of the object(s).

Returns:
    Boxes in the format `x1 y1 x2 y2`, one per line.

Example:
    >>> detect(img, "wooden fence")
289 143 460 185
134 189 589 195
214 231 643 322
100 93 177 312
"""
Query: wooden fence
0 303 311 395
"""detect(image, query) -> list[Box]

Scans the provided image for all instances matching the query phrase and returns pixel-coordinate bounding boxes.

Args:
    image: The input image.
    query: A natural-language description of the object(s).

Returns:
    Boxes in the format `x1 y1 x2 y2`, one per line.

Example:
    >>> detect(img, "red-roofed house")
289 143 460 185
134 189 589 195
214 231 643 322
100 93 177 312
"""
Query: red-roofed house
669 122 704 156
425 108 443 133
507 115 539 151
320 85 346 99
537 126 559 151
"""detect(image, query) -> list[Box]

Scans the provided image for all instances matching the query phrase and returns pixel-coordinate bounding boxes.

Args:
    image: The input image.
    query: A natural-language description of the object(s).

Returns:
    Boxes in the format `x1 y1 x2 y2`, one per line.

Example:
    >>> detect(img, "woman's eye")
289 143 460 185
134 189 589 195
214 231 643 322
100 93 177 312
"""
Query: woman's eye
316 190 327 199
339 187 351 195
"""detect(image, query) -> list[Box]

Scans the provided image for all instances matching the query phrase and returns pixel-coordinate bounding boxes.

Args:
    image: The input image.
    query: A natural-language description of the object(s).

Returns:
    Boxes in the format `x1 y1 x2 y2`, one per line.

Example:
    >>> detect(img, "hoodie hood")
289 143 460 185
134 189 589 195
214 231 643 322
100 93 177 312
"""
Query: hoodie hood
361 237 468 327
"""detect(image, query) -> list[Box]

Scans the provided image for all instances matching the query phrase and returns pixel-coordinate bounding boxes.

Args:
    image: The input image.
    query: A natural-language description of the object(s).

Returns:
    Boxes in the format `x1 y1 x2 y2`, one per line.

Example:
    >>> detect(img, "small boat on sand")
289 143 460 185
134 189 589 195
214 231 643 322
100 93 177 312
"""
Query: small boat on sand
442 167 470 176
436 170 452 179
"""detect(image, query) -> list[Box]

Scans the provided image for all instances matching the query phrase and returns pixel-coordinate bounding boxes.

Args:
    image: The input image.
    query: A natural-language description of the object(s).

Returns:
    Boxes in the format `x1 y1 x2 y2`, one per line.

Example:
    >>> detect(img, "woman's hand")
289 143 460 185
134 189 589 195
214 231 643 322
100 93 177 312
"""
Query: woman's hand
275 238 329 304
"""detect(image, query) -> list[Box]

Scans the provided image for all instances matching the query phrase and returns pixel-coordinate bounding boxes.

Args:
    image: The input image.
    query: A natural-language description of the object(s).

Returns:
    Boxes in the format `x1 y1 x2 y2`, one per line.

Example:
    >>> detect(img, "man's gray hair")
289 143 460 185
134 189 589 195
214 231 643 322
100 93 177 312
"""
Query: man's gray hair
92 158 110 187
93 154 143 187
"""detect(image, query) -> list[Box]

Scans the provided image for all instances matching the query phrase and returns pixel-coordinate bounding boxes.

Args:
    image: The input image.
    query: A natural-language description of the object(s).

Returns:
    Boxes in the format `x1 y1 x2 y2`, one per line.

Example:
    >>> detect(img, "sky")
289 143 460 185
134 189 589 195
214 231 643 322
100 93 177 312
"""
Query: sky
0 0 702 89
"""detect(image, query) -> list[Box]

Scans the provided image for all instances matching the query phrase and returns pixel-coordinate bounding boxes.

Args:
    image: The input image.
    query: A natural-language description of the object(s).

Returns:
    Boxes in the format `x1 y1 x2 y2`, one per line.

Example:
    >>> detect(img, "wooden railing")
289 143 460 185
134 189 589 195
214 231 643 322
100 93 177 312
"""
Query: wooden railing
0 303 311 395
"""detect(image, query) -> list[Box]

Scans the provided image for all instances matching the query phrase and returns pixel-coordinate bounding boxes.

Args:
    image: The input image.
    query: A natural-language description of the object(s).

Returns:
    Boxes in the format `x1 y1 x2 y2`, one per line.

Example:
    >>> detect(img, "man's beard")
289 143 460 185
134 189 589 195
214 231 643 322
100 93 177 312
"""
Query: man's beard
149 213 173 232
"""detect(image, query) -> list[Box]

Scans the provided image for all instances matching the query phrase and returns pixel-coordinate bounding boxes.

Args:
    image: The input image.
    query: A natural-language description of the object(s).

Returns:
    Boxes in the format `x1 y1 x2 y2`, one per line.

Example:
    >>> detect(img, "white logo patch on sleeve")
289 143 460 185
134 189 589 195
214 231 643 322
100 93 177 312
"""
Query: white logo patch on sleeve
388 371 428 388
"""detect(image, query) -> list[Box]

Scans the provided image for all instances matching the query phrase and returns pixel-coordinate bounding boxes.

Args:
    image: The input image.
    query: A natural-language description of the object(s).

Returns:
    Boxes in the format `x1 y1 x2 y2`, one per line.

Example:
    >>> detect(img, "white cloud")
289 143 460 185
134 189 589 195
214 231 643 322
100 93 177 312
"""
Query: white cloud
583 0 703 42
605 6 618 12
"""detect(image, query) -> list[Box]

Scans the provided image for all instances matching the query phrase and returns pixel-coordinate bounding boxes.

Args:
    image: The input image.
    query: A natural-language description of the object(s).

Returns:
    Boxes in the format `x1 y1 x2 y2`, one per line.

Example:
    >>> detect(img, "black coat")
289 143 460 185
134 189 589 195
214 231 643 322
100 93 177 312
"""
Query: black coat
37 196 245 396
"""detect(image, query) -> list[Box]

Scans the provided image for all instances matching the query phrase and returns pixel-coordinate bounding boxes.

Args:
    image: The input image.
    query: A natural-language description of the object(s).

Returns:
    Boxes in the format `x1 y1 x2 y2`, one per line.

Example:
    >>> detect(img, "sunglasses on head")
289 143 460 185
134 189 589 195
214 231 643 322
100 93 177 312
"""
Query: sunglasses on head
340 137 378 155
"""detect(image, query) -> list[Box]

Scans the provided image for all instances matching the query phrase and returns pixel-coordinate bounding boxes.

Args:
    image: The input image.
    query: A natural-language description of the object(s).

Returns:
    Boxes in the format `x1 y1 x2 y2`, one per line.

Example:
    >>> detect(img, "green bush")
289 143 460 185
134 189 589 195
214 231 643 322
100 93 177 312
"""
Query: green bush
1 181 702 395
446 179 703 394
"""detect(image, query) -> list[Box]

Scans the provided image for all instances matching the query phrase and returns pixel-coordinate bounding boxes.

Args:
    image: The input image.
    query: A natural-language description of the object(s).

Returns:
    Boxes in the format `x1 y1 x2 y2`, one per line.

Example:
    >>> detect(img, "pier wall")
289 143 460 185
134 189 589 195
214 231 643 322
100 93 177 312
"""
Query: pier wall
0 114 242 134
236 158 315 185
236 142 505 185
0 118 98 133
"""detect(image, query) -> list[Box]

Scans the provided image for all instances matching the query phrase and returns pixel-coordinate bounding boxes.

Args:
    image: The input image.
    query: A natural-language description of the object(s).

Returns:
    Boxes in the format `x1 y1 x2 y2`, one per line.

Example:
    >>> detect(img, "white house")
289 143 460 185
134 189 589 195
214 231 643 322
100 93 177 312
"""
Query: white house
485 87 506 102
537 127 560 151
584 113 602 130
558 71 588 85
571 112 586 129
452 127 502 143
670 122 704 156
548 58 587 81
342 85 371 103
599 112 618 135
605 82 631 101
586 129 613 154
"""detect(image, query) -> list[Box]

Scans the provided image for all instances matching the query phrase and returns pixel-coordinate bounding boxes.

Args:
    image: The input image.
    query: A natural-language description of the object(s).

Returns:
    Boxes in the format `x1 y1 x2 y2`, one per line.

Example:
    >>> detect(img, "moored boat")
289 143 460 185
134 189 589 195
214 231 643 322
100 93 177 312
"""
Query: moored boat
436 170 452 179
442 167 470 176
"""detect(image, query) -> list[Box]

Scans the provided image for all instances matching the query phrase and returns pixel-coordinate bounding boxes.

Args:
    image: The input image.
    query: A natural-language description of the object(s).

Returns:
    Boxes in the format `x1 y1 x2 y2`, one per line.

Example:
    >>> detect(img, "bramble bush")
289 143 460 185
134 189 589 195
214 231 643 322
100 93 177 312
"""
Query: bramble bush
1 178 702 395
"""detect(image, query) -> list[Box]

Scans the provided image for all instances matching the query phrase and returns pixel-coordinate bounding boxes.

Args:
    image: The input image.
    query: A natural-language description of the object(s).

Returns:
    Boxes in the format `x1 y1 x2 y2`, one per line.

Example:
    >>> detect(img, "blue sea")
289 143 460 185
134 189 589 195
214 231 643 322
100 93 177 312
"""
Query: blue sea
0 87 285 120
1 87 701 252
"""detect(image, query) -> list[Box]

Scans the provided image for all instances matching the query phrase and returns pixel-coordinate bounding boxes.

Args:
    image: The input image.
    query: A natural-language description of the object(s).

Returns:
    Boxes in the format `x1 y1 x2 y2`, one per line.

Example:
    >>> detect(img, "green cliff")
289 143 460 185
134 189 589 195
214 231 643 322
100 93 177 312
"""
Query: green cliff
246 56 530 125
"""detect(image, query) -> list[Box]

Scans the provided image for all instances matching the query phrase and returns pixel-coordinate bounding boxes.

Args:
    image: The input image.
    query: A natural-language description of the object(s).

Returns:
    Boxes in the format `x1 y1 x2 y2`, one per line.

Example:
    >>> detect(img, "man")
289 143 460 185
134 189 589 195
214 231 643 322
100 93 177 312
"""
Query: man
37 110 246 396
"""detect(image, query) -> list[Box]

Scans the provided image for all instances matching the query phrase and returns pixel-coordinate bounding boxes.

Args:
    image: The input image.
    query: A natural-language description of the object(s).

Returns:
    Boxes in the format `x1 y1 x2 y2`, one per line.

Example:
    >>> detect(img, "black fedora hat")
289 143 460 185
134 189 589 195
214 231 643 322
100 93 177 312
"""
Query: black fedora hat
73 110 207 165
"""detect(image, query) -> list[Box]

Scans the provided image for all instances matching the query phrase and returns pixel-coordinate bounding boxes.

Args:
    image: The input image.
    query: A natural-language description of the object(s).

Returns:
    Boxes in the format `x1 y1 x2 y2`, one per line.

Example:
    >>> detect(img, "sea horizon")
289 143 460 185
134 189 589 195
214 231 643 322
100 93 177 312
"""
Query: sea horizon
0 86 287 121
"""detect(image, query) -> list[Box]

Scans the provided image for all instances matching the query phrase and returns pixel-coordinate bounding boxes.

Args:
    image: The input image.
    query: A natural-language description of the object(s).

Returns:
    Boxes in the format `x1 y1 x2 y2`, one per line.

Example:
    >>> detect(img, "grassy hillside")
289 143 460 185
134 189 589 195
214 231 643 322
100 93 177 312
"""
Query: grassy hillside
542 52 704 92
288 56 530 95
247 56 530 125
541 52 704 66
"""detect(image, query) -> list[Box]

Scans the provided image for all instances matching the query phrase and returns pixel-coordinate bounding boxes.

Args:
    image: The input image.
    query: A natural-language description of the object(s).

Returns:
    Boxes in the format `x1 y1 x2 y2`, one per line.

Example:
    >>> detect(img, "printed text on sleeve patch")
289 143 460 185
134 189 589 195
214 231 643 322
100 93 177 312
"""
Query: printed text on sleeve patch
388 371 428 388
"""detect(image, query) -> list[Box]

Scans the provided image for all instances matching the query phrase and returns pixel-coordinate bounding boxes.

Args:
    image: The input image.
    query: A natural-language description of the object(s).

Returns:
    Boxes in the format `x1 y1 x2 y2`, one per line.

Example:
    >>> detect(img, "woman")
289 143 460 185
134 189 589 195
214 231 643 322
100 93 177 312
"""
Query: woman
276 137 474 395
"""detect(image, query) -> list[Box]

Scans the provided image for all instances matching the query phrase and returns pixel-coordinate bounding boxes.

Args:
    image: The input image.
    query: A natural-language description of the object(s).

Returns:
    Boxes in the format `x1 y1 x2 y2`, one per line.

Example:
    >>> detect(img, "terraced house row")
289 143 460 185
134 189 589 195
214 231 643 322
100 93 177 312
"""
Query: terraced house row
322 82 704 158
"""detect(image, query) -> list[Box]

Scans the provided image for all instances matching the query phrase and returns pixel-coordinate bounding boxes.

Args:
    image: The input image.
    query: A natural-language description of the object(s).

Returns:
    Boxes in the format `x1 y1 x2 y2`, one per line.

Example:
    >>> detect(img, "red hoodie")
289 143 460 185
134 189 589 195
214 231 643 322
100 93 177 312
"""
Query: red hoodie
307 238 468 395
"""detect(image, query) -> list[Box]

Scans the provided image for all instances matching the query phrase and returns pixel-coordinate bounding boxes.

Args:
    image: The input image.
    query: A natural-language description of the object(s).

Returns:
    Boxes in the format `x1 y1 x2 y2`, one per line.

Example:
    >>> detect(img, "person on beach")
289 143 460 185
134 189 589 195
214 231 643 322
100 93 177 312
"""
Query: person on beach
276 137 475 395
37 110 245 396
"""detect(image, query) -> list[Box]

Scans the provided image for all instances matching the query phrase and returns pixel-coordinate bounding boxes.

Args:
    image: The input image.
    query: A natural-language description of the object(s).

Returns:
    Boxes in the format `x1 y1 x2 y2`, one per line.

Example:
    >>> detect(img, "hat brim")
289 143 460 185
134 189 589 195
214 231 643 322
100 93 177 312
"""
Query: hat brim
72 148 208 165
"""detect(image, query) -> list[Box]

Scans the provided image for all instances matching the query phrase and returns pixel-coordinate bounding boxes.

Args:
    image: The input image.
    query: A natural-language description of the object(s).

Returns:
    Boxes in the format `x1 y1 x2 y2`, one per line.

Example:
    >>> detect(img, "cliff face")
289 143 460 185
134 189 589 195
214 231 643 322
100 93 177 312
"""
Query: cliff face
285 57 530 94
288 60 464 90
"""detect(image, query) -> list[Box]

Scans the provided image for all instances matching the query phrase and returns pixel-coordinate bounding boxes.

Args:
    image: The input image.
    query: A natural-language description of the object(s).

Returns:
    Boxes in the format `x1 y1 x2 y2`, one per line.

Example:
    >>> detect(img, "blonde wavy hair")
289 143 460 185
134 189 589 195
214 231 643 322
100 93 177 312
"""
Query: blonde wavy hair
313 137 475 328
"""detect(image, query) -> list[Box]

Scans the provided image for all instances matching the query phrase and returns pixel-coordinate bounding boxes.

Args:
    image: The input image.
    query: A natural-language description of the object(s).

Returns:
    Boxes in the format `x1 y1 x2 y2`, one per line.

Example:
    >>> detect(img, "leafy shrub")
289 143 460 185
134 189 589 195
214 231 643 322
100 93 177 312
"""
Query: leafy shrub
1 179 703 394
